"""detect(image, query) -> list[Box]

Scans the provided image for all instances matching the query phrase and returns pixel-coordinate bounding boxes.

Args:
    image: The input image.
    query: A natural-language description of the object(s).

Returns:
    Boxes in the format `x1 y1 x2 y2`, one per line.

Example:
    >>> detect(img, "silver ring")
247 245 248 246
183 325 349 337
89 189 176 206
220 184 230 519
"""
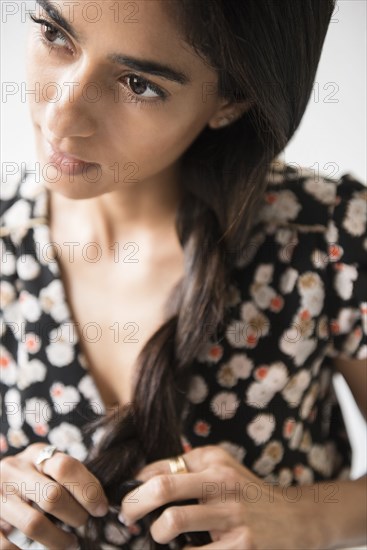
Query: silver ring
35 444 58 466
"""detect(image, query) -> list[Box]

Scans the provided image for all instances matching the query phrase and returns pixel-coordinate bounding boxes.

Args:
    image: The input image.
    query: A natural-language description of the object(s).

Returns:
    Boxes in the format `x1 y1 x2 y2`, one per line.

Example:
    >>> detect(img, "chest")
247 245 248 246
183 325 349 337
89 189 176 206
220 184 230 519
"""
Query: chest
57 248 184 411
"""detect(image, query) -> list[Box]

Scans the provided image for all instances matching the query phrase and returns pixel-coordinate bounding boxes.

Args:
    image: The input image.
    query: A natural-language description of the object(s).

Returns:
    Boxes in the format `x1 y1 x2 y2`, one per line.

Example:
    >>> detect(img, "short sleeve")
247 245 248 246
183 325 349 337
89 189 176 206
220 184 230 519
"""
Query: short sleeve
325 173 367 360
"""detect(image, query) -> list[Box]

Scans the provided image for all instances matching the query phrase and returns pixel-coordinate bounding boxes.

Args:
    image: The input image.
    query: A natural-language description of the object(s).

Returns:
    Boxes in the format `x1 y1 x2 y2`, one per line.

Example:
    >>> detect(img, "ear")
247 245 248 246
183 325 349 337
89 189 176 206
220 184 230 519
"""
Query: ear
208 99 254 129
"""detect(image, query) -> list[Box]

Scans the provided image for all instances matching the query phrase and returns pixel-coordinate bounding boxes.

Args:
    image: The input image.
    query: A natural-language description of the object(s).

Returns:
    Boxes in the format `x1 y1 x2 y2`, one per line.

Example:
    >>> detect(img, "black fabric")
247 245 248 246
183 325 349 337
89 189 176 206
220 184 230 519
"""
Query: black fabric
1 163 366 548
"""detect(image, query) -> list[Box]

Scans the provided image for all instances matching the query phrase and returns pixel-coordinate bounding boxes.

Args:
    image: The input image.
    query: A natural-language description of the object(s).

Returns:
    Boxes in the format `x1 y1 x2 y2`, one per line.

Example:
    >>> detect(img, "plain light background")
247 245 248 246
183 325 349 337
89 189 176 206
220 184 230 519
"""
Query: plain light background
1 0 366 507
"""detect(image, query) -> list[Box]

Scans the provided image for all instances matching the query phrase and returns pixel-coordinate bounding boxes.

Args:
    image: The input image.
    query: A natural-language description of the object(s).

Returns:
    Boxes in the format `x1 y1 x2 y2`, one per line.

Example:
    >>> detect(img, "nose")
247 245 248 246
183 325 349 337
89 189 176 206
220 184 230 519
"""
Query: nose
43 65 99 140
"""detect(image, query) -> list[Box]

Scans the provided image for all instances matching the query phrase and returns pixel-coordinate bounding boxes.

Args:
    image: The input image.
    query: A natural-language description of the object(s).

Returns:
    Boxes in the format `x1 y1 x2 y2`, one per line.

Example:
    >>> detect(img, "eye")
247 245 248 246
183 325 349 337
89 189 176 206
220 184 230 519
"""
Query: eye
28 12 168 107
119 74 167 101
28 13 73 54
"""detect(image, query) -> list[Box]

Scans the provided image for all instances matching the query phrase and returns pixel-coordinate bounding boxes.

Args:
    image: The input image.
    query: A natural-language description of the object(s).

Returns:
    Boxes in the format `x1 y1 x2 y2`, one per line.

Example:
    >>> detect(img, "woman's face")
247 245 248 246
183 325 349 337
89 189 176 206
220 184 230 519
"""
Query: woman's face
26 0 230 199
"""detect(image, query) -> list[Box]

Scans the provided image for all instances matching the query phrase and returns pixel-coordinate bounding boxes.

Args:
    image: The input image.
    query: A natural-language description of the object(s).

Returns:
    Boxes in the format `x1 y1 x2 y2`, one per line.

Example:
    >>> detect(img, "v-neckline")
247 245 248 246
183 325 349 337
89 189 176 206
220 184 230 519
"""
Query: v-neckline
36 178 113 418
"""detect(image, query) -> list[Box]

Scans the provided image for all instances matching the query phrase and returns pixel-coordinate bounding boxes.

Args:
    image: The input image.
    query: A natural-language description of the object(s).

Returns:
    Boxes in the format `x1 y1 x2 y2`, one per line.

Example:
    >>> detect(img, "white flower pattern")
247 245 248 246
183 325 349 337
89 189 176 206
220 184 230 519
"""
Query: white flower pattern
1 164 365 549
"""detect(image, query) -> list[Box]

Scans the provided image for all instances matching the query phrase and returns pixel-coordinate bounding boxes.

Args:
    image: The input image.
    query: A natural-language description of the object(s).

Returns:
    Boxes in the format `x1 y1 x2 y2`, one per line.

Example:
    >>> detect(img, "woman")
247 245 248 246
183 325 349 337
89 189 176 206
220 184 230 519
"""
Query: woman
0 0 366 548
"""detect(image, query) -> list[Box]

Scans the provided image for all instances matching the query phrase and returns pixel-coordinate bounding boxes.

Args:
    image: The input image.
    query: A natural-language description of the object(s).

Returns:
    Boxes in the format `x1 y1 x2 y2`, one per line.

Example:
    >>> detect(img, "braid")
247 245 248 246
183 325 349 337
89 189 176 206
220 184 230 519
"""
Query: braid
81 191 232 548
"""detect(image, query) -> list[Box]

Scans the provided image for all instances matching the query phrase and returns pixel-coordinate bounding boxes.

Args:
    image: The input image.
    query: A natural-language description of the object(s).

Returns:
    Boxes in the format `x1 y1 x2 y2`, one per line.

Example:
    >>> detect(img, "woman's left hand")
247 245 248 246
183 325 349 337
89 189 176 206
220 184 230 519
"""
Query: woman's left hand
119 445 315 550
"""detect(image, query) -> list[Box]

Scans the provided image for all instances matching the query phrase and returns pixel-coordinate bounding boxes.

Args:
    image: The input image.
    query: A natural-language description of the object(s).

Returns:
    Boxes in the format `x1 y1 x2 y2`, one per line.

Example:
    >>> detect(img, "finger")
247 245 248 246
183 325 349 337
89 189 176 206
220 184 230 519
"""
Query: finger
121 470 220 524
0 520 13 536
149 503 239 545
0 531 20 550
135 459 188 483
182 527 257 550
0 491 79 549
2 459 88 528
136 445 239 482
26 445 108 517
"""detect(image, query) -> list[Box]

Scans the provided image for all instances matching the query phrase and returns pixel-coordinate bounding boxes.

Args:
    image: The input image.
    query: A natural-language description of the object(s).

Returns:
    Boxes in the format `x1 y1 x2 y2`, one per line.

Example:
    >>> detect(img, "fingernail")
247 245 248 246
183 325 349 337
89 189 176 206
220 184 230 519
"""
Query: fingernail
118 512 131 526
94 502 109 517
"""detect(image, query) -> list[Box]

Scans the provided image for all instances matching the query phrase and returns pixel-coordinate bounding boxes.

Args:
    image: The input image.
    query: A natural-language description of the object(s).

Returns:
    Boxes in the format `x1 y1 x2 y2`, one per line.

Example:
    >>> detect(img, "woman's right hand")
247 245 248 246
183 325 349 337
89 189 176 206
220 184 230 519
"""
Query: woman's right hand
0 442 109 549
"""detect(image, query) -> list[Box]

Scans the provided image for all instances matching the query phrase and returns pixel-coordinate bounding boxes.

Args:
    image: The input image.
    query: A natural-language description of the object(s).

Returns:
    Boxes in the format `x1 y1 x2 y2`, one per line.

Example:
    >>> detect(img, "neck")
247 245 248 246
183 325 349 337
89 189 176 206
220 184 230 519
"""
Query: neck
48 162 185 255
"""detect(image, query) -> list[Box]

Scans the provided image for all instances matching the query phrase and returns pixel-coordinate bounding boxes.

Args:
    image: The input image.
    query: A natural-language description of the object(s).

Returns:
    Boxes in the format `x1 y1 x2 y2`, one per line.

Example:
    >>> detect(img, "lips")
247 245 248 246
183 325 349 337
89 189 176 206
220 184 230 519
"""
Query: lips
43 139 102 179
50 150 90 168
46 140 99 167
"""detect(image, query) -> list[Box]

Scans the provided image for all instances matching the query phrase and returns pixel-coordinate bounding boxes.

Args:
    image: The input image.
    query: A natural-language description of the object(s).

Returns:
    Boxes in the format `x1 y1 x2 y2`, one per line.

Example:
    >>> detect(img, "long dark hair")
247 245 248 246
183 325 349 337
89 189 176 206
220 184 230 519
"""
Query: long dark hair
80 0 336 547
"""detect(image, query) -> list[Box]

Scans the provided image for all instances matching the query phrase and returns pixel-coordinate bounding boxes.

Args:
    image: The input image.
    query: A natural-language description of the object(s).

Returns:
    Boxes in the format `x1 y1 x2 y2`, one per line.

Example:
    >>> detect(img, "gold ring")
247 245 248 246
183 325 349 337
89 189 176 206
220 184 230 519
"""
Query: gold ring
168 455 189 474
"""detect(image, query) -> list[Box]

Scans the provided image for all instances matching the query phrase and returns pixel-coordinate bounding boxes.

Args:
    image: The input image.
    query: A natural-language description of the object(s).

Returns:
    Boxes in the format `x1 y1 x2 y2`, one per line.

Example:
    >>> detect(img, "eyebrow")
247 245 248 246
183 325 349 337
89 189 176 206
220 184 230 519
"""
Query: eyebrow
35 0 192 86
107 54 191 85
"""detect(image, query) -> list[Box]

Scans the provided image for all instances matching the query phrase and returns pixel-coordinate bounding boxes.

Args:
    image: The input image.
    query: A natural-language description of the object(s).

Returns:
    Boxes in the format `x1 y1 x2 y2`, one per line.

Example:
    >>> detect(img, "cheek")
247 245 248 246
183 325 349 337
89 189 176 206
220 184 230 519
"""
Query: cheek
25 34 37 89
105 107 205 173
25 34 55 113
151 123 200 159
101 98 211 178
140 108 210 161
26 30 44 78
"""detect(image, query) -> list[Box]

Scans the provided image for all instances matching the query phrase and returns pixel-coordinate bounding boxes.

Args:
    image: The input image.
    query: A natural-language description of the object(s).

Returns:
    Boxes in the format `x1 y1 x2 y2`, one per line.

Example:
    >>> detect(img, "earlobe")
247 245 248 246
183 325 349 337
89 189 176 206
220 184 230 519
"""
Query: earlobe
208 100 254 130
208 113 237 129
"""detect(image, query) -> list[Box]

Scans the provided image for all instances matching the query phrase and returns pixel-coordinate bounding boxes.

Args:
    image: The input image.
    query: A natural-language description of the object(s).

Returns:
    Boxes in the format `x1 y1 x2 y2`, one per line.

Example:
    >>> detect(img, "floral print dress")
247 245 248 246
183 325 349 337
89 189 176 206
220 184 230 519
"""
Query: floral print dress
1 162 366 549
